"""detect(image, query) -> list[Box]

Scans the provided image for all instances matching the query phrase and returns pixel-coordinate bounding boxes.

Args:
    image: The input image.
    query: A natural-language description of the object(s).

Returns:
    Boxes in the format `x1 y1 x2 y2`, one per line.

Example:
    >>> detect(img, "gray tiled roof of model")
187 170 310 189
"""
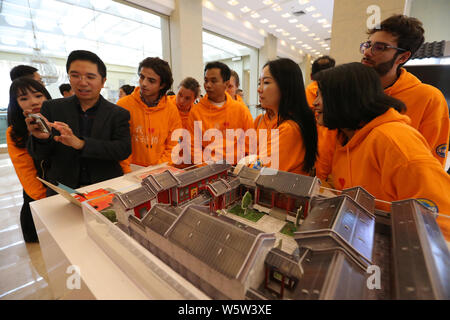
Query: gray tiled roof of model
207 177 240 197
237 166 260 187
165 205 263 279
255 167 318 198
177 163 232 187
265 248 303 279
390 199 450 299
143 170 180 192
342 186 375 214
297 195 376 264
117 185 156 209
207 179 230 197
288 248 368 300
141 204 180 236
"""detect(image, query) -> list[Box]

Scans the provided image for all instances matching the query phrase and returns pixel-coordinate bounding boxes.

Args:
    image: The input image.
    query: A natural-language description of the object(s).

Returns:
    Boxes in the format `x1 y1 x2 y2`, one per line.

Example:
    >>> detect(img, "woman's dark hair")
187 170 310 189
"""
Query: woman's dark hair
120 84 135 95
138 57 173 97
7 78 51 148
179 77 201 98
263 58 318 173
315 62 406 130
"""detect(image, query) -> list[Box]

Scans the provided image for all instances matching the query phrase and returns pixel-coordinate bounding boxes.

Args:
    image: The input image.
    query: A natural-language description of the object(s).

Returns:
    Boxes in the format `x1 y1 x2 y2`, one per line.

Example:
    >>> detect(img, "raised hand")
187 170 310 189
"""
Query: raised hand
24 111 51 140
51 121 85 150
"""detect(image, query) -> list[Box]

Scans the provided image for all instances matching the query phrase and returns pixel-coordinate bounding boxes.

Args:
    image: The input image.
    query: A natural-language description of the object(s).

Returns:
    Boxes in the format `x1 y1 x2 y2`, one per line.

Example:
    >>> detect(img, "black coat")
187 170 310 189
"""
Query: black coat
28 95 131 189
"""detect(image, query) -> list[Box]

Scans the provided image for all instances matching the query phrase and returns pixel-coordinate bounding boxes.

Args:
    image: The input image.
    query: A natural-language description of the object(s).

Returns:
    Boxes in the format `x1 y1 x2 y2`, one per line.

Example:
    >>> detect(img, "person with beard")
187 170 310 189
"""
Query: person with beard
361 14 449 167
313 62 450 241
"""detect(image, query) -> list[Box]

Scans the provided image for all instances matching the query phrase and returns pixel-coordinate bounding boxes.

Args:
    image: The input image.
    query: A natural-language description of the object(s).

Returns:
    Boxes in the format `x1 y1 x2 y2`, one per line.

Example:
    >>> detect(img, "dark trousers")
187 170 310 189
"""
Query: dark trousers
20 190 39 243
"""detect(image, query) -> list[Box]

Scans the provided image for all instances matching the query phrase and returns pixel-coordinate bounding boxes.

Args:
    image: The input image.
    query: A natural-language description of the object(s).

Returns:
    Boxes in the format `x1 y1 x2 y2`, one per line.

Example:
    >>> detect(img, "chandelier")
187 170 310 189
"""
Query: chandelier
26 0 60 85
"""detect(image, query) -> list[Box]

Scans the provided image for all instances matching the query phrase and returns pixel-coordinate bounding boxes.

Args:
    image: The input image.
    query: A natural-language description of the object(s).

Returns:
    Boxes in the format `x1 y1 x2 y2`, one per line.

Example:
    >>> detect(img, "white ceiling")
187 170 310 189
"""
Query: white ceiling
206 0 334 58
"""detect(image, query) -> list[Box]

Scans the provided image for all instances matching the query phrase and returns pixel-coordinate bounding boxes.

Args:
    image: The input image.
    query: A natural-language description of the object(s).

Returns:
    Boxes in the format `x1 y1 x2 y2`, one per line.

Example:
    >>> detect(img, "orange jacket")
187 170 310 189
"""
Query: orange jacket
6 126 46 200
186 92 254 165
305 81 338 180
117 87 182 171
305 81 318 109
330 108 450 240
385 68 449 166
254 113 308 175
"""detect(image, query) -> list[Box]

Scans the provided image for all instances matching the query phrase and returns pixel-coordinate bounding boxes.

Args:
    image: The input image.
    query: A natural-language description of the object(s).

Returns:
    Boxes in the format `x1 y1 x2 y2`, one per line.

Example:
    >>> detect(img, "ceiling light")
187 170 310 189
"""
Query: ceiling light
289 18 298 23
328 30 332 33
291 45 295 50
313 37 320 41
312 13 321 18
302 44 308 48
260 19 269 23
305 6 316 12
273 6 282 11
326 47 330 50
276 28 283 32
268 24 277 28
296 40 303 44
227 0 239 6
289 37 296 40
203 1 215 10
308 33 315 37
318 19 327 24
226 12 235 20
263 0 273 5
296 24 304 28
281 40 286 46
282 13 291 18
298 0 310 4
244 21 253 29
251 12 260 18
299 50 304 54
302 27 309 32
323 24 332 28
322 44 328 47
259 29 266 36
241 6 251 13
283 32 290 36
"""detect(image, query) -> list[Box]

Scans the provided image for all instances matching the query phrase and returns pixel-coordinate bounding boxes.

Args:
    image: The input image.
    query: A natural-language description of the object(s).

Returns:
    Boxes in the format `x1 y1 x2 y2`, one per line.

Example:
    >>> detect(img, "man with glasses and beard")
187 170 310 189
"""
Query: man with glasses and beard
361 14 449 167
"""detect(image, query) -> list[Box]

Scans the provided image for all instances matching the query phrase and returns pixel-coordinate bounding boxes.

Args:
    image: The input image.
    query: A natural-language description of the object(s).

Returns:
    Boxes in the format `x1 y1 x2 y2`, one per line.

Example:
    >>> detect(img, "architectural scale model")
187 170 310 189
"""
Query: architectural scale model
87 163 450 300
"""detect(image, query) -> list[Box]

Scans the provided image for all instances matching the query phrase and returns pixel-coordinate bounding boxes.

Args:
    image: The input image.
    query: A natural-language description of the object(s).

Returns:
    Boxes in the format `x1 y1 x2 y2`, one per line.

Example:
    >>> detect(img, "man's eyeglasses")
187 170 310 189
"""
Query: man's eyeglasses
360 41 407 55
69 73 99 82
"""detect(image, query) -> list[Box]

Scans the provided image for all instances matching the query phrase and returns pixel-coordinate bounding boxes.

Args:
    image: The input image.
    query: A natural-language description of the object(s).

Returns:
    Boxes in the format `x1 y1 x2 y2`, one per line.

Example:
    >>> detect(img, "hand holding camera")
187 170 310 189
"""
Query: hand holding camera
25 112 52 140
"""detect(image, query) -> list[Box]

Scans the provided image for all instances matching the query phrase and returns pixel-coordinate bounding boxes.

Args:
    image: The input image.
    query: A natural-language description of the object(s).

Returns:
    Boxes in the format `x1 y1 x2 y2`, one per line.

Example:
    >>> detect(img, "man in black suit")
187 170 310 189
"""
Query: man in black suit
26 50 131 193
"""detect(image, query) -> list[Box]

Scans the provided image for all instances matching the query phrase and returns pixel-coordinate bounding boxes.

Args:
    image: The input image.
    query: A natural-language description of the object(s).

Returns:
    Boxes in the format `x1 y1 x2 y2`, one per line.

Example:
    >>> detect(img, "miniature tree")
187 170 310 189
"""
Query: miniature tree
241 191 253 215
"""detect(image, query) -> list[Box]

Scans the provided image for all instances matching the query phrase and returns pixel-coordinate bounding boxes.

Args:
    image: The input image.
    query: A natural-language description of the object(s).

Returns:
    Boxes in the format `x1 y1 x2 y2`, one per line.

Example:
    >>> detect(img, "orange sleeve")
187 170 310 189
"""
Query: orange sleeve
6 127 46 200
315 127 337 181
305 81 318 109
158 104 183 165
418 92 449 167
387 159 450 241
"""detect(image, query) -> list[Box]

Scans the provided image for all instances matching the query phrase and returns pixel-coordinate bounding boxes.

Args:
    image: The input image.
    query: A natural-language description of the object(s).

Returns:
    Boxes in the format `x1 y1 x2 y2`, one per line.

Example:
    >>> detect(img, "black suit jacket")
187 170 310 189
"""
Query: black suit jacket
28 95 131 189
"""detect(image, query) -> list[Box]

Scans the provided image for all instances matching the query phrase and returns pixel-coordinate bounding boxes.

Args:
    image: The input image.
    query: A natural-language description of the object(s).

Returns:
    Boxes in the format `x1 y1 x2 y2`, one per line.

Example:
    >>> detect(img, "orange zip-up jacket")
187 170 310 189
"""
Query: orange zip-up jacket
305 81 338 181
117 87 182 171
6 126 46 200
330 108 450 240
385 68 449 167
254 113 308 175
186 92 254 165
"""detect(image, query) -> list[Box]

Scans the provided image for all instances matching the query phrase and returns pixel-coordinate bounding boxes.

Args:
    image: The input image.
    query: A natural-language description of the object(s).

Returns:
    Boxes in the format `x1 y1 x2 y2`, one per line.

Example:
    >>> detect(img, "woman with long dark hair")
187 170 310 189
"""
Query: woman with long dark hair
7 77 51 242
255 58 317 174
313 62 450 240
